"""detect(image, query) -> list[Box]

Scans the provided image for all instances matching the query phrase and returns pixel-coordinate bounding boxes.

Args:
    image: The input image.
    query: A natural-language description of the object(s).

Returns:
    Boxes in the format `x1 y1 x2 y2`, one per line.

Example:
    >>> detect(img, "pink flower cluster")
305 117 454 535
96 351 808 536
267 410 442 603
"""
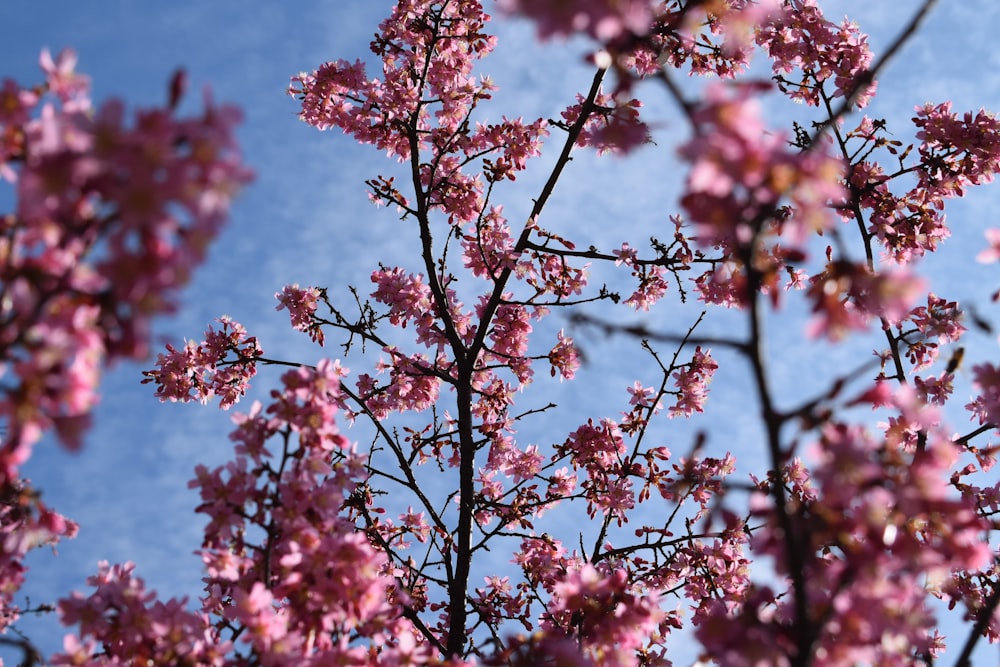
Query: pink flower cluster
541 564 665 665
462 205 517 279
967 363 1000 426
54 561 230 666
897 293 966 370
669 346 718 417
757 0 876 107
60 361 433 664
520 246 590 300
498 0 653 42
679 82 845 260
612 2 768 80
547 329 580 381
621 380 663 433
624 265 669 311
358 350 442 420
372 268 435 326
730 390 992 665
559 419 635 523
560 91 650 156
474 117 550 183
674 529 752 624
694 586 790 667
0 480 78 633
805 259 925 341
977 227 1000 264
613 217 695 312
0 49 248 652
371 267 472 353
276 284 325 346
663 452 736 521
847 105 1000 265
290 1 548 226
506 537 682 665
489 301 533 383
142 316 262 409
0 48 251 478
941 562 1000 647
914 102 1000 191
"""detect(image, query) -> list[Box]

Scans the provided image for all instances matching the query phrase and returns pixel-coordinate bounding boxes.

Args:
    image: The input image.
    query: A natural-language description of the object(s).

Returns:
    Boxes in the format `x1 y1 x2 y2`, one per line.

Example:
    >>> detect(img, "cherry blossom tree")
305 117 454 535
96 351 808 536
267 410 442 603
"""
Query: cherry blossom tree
3 1 1000 665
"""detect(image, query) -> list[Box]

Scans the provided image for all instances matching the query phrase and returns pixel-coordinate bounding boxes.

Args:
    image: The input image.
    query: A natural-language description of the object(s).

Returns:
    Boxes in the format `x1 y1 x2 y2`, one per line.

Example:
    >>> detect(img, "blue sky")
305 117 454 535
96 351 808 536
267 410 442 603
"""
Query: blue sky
2 1 999 664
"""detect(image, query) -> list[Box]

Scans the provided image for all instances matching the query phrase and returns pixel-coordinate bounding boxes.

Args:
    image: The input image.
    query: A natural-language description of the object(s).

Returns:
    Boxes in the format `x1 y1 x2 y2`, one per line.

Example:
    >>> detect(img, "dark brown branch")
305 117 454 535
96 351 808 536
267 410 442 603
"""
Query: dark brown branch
952 570 1000 667
568 312 750 353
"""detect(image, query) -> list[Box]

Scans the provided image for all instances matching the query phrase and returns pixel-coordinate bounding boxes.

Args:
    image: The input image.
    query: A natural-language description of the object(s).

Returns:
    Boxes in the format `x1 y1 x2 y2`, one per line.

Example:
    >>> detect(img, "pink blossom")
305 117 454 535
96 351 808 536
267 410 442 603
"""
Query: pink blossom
742 414 991 663
1 52 250 482
626 381 659 410
805 261 924 340
561 92 650 155
276 284 325 346
0 481 78 633
679 83 845 255
38 48 89 107
372 267 435 328
669 346 718 417
967 362 1000 426
544 564 664 665
623 264 669 311
977 228 1000 263
463 206 518 278
498 0 654 42
0 77 37 133
142 316 262 408
757 0 876 108
548 329 580 380
908 293 966 344
612 242 637 266
55 561 230 665
359 349 442 419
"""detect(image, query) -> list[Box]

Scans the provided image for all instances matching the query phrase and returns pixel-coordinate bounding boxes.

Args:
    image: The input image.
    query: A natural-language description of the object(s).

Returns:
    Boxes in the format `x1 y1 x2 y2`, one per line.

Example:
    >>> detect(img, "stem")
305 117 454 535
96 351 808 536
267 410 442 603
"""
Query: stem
467 66 607 362
0 636 42 666
444 66 608 657
446 371 476 656
952 572 1000 667
742 240 813 665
